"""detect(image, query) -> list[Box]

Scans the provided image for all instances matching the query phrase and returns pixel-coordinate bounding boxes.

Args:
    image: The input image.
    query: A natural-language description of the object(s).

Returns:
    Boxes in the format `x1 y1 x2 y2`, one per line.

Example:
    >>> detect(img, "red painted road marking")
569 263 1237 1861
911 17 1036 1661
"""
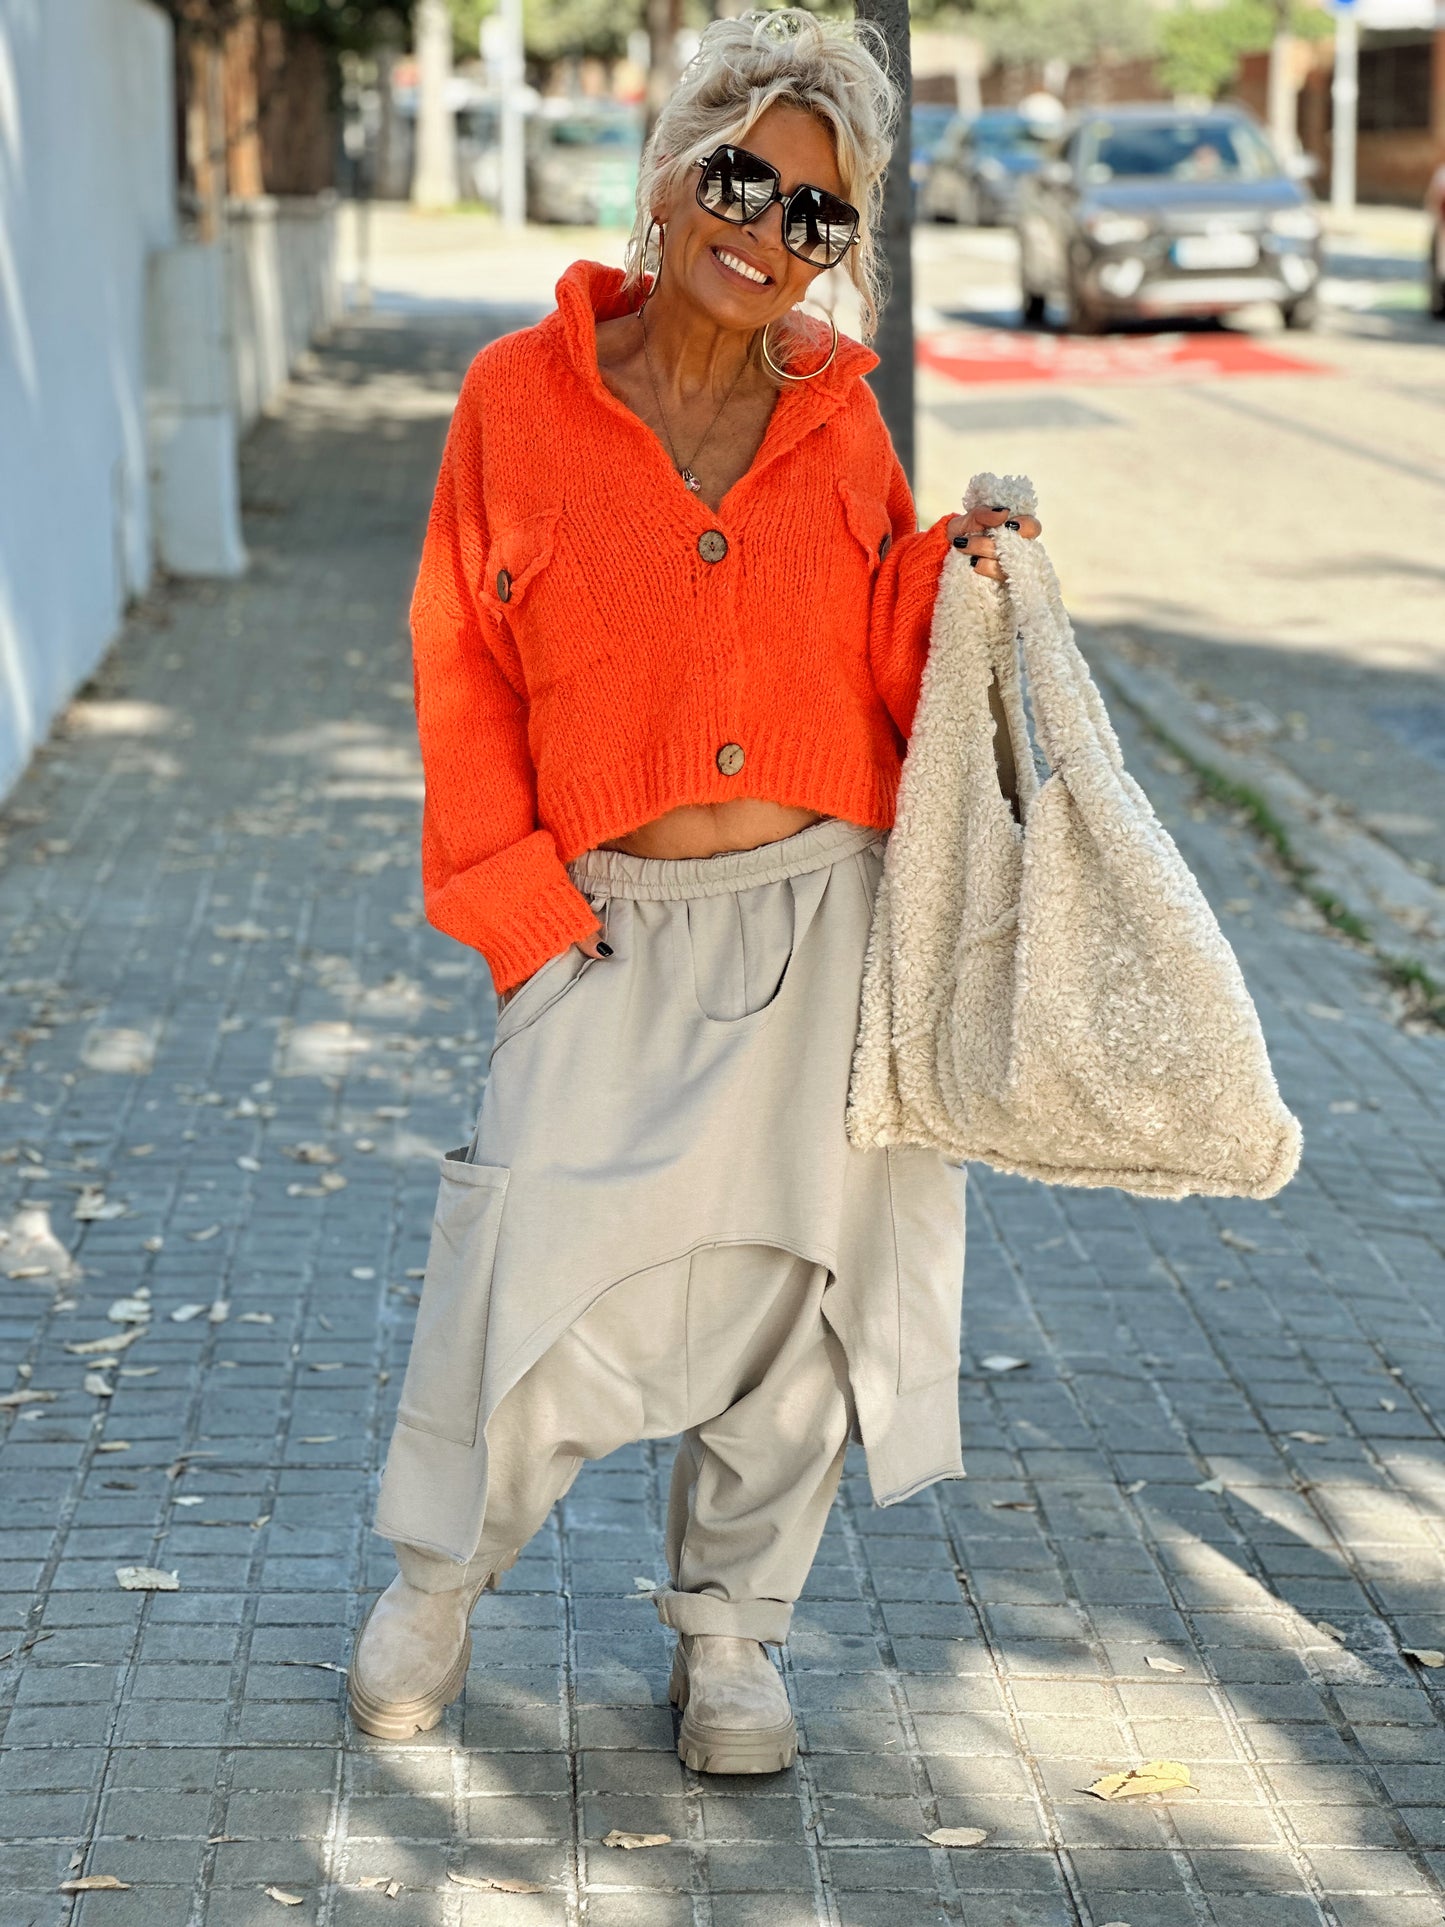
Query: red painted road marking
918 327 1327 387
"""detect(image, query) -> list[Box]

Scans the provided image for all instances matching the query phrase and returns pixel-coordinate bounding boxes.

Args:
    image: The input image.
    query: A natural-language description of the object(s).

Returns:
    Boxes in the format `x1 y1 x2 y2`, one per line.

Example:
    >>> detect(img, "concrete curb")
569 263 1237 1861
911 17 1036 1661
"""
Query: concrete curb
1094 648 1445 1008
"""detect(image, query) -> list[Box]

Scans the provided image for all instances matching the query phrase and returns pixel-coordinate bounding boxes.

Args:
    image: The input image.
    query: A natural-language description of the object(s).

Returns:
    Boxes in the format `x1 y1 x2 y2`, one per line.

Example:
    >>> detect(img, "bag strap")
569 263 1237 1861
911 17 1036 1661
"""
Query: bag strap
962 472 1124 782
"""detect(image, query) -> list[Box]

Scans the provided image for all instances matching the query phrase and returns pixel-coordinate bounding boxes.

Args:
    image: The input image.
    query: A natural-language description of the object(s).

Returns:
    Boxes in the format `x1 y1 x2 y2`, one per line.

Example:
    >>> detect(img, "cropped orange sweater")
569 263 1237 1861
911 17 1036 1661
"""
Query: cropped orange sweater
411 259 954 992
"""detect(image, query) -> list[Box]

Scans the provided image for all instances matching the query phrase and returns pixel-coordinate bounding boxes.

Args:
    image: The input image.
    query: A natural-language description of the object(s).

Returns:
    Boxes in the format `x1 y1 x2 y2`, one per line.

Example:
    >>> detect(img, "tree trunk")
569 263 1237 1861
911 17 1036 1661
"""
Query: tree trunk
413 0 458 209
1268 29 1298 161
224 0 265 199
853 0 914 485
646 0 682 142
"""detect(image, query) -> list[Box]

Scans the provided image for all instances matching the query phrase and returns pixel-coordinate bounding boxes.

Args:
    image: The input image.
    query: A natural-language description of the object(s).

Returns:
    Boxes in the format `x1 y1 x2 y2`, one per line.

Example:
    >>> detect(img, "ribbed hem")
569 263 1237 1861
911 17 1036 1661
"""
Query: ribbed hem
425 827 603 993
544 737 902 868
653 1588 794 1646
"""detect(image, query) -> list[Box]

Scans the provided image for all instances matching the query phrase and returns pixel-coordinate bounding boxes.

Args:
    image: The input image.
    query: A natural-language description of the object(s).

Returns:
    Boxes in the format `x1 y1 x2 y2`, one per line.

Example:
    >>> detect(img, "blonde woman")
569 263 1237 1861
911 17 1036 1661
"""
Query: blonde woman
350 8 1038 1773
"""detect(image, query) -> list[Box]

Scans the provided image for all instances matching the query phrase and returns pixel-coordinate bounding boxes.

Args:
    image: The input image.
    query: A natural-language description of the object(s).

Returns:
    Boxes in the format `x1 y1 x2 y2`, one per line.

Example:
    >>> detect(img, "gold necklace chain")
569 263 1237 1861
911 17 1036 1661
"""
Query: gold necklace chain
640 310 750 496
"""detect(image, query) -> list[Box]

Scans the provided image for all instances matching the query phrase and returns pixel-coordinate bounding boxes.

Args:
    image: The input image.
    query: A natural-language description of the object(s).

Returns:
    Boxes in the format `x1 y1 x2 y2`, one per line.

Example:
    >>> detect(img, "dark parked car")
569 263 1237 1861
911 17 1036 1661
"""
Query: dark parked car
1017 106 1323 332
922 109 1055 226
1428 160 1445 319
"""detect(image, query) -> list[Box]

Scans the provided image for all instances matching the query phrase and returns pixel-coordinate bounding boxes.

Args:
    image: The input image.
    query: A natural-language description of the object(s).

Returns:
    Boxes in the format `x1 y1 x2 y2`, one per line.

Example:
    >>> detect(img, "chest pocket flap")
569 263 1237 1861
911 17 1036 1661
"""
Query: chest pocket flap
486 507 560 613
837 480 894 570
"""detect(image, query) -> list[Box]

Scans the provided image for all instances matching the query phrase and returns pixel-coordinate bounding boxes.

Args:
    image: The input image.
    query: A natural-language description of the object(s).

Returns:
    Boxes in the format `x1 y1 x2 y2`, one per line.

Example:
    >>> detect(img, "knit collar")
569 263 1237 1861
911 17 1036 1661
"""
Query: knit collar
546 257 879 408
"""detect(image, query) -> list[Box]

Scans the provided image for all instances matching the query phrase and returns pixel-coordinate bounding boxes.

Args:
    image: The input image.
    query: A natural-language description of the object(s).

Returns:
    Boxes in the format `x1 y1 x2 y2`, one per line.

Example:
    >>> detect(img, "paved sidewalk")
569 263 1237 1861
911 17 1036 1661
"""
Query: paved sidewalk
3 296 1445 1927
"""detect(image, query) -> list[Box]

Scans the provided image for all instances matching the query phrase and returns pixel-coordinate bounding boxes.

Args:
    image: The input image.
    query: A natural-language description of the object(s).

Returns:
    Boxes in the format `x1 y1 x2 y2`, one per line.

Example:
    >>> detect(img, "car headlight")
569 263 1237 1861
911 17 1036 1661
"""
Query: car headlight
1268 206 1320 240
1083 213 1151 246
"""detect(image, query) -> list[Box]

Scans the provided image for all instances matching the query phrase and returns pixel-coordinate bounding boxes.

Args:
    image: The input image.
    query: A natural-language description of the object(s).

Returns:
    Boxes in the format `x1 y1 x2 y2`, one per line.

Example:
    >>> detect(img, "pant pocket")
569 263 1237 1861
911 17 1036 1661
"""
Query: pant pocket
397 1149 509 1448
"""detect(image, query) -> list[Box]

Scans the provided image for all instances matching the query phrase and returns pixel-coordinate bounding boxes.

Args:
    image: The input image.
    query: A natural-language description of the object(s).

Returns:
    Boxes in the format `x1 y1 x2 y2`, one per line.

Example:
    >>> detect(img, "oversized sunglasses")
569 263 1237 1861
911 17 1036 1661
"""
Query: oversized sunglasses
694 145 860 270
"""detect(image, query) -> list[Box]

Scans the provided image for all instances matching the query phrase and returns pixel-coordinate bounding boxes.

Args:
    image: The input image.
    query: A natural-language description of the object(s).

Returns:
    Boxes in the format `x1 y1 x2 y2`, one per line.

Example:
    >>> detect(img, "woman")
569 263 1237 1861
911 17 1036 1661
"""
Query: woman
350 8 1040 1774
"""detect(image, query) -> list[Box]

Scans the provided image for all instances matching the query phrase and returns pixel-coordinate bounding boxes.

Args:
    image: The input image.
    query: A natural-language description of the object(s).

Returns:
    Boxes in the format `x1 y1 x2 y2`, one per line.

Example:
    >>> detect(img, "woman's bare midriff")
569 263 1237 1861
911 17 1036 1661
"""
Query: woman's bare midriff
598 799 829 860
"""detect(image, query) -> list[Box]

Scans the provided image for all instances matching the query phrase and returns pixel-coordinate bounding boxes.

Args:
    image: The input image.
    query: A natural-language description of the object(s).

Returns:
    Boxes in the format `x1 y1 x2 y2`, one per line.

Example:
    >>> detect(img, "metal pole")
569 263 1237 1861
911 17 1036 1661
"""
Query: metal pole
854 0 914 486
499 0 527 229
413 0 458 209
1331 3 1358 218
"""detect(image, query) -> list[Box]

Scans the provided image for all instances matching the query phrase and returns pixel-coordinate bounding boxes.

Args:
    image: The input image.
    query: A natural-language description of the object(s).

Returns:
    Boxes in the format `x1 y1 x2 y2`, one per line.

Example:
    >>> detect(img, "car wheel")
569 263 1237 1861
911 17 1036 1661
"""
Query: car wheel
1063 271 1102 335
1282 291 1319 330
1021 284 1047 327
1430 240 1445 319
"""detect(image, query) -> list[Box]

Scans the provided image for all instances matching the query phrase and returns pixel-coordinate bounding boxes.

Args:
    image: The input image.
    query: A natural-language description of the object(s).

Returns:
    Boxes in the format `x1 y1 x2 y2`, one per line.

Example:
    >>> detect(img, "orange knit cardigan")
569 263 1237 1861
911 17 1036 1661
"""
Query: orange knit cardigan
411 259 954 992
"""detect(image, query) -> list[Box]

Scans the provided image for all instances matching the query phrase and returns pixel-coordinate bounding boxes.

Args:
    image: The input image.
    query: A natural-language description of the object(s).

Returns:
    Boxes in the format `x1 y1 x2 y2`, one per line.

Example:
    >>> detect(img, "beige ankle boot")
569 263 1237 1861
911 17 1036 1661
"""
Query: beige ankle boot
668 1633 797 1774
348 1572 490 1739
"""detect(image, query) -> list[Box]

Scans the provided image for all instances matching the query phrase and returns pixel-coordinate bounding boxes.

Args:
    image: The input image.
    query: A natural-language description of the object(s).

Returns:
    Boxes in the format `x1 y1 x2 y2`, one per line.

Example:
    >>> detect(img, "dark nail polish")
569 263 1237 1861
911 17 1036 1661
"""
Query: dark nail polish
952 535 970 550
1005 519 1021 531
969 554 981 569
596 941 613 957
989 504 1006 513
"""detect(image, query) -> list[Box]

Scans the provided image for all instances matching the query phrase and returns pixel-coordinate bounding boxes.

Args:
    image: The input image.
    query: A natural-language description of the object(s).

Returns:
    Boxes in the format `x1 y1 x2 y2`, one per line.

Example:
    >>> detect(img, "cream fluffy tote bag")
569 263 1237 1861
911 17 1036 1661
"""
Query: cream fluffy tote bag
847 472 1302 1201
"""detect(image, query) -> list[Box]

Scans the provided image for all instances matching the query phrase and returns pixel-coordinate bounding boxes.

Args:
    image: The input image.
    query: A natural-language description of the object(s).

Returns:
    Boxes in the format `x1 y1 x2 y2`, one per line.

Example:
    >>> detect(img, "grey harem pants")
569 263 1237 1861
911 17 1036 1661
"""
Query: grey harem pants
374 817 969 1644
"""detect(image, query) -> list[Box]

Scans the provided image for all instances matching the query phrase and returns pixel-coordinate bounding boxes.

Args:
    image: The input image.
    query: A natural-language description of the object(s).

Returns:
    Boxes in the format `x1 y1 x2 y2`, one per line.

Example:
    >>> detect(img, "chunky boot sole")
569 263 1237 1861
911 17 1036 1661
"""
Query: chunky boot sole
668 1646 798 1775
347 1582 489 1739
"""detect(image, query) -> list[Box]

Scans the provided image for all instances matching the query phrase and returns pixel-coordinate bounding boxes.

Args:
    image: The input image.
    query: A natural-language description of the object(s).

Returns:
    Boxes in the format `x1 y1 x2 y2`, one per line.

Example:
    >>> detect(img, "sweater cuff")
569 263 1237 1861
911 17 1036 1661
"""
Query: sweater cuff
424 829 602 994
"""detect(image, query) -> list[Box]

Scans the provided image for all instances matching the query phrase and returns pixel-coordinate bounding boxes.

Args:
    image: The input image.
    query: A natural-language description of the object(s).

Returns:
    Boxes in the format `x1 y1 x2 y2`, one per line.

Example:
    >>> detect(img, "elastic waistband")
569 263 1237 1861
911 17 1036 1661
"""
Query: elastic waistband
567 817 884 902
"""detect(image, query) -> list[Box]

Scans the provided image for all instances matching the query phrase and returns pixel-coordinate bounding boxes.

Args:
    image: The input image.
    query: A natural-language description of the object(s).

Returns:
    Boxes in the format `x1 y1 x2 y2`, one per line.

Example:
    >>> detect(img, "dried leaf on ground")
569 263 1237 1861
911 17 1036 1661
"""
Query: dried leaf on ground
273 1659 347 1674
73 1190 127 1222
84 1372 116 1398
0 1387 56 1408
1315 1622 1348 1644
1381 1398 1398 1412
239 1311 275 1324
170 1304 207 1323
107 1292 151 1324
189 1224 221 1242
119 1366 159 1379
214 921 271 942
1123 1479 1147 1495
355 1876 402 1896
1218 1229 1257 1252
59 1874 131 1892
924 1826 988 1848
447 1871 546 1892
263 1887 304 1907
283 1142 339 1165
1286 1431 1330 1445
174 1495 204 1507
1195 1476 1225 1494
115 1565 180 1591
66 1326 143 1356
1145 1656 1187 1674
1404 1648 1445 1668
298 1435 337 1445
1088 1760 1193 1802
990 1499 1037 1511
601 1830 672 1850
979 1355 1028 1374
81 1027 156 1074
208 1301 230 1323
96 1440 131 1452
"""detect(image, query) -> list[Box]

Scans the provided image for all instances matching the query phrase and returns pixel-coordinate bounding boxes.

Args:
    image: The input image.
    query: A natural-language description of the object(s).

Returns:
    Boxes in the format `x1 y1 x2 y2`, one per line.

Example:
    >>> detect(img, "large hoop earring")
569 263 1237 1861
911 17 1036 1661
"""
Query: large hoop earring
760 311 839 382
640 219 664 305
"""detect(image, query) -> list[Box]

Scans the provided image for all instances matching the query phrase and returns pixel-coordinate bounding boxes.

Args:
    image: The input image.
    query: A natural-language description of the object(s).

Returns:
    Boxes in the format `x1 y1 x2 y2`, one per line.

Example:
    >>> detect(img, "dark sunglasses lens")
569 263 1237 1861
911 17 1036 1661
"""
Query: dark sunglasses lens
699 148 776 223
784 187 857 266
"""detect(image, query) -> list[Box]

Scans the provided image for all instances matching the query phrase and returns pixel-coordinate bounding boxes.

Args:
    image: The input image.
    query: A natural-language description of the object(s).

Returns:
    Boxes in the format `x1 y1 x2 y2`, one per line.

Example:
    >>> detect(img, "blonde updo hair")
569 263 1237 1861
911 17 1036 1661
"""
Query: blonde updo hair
623 8 900 348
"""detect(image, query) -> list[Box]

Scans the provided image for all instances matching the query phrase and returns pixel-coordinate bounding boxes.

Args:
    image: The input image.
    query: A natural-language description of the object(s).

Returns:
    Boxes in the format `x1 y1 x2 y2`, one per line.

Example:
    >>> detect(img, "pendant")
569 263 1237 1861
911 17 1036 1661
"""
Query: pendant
680 467 702 494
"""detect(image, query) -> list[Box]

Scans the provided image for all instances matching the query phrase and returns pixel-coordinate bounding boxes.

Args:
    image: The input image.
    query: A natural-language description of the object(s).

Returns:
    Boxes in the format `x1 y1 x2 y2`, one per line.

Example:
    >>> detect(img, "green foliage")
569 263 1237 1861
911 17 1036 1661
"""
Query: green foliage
929 0 1157 66
1156 0 1329 100
266 0 411 48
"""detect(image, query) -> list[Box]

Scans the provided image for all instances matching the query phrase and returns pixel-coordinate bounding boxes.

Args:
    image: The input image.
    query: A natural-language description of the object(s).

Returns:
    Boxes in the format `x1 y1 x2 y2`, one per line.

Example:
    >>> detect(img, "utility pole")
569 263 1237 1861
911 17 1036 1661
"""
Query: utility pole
1330 0 1359 218
413 0 458 209
853 0 914 485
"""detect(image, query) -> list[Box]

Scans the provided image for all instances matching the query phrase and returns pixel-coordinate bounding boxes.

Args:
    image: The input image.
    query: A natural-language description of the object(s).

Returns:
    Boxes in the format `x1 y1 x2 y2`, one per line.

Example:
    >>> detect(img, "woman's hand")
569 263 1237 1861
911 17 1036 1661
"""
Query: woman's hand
497 931 611 1011
946 503 1042 584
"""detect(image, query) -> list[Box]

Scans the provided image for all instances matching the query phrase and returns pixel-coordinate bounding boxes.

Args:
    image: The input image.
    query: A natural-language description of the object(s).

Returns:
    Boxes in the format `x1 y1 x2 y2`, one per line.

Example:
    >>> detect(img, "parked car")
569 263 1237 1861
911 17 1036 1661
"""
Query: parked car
922 108 1056 226
1428 159 1445 319
1017 105 1323 332
527 104 642 228
910 102 958 200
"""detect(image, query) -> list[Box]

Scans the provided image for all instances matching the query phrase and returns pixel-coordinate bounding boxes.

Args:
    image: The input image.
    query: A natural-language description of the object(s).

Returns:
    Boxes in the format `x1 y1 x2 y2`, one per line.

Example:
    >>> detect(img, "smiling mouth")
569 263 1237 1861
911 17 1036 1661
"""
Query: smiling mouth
712 246 772 287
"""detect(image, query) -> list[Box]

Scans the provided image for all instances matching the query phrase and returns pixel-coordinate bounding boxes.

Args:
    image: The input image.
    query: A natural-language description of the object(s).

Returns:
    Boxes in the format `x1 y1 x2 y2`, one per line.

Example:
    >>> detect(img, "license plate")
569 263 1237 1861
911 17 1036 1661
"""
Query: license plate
1172 233 1259 271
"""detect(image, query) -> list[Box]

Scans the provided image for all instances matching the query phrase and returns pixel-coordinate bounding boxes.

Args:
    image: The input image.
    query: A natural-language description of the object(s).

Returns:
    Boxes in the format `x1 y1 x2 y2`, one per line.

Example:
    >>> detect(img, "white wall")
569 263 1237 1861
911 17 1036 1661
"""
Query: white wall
0 0 176 799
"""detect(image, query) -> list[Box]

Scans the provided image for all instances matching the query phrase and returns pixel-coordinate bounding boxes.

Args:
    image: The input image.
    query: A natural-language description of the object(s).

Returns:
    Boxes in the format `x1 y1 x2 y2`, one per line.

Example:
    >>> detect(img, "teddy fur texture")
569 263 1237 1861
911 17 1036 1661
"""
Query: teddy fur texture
847 472 1302 1202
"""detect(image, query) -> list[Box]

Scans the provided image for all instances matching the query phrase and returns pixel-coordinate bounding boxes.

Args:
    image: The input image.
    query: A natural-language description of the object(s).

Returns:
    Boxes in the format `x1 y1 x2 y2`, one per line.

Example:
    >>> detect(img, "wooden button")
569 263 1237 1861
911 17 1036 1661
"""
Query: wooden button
698 530 728 564
496 568 512 602
716 742 744 777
